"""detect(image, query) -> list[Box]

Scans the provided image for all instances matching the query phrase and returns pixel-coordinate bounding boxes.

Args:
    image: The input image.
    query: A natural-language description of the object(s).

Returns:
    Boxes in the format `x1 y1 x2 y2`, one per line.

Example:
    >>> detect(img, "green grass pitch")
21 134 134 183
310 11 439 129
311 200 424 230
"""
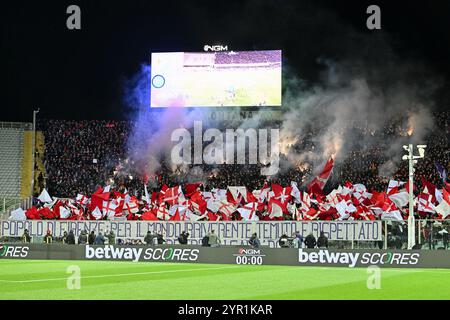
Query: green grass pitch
0 260 449 300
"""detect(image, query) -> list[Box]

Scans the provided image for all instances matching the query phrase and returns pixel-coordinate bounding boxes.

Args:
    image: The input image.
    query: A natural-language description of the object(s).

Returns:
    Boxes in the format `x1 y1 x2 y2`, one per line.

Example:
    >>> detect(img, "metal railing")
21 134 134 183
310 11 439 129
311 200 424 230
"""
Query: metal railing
0 197 33 218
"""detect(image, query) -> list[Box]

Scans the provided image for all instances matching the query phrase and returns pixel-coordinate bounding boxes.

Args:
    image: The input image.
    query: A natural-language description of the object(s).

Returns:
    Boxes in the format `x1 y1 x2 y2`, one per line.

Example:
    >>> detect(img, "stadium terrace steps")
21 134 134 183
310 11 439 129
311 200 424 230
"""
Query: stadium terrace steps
0 128 25 197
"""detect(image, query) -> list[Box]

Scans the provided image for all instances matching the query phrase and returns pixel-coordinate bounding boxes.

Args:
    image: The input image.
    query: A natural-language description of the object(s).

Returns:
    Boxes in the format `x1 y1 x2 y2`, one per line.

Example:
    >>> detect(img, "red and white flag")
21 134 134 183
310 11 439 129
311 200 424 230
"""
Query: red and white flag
237 202 259 221
123 199 139 215
91 207 104 220
103 200 118 219
307 158 334 193
387 180 405 195
76 194 89 206
417 193 436 214
268 198 285 218
388 191 409 209
164 186 180 206
157 204 170 220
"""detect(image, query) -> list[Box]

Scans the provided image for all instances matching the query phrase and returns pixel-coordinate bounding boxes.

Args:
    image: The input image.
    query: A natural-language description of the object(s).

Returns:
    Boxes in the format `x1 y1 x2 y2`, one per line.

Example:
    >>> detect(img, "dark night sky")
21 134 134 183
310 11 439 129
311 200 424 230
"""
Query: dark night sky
1 0 449 121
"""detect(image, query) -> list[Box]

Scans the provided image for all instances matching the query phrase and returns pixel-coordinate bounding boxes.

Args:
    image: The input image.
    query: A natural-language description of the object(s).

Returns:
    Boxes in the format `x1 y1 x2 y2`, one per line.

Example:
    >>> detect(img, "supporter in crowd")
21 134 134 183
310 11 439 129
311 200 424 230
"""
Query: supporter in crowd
178 231 189 245
304 233 317 249
249 233 261 248
44 230 53 244
156 233 166 245
94 232 106 245
293 231 304 248
278 234 290 248
88 231 96 245
61 231 68 244
201 234 210 247
317 232 328 249
207 230 220 247
66 230 76 245
442 229 449 250
106 230 116 245
78 230 88 244
144 231 155 245
21 229 31 243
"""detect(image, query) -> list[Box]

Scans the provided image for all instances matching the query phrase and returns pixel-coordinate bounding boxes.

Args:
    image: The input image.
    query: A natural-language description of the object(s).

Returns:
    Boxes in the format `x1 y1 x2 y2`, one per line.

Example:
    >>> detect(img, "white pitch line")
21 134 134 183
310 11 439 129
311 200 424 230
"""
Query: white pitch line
0 266 240 284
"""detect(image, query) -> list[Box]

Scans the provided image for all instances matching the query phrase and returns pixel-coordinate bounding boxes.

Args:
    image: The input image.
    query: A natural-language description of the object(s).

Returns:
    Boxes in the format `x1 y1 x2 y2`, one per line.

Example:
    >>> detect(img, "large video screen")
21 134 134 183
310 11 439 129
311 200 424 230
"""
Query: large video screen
150 50 282 108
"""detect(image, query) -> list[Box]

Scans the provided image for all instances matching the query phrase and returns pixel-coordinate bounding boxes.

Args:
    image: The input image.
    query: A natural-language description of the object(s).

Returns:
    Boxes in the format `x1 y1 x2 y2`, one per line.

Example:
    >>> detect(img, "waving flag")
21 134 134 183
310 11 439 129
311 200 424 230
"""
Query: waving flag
421 178 437 203
303 208 320 220
326 188 341 206
257 182 271 203
91 207 103 220
185 182 202 197
157 204 170 220
387 180 405 195
268 198 285 218
388 191 409 209
218 201 236 217
417 193 436 214
272 184 292 204
123 198 139 215
206 199 221 213
25 207 41 220
59 206 72 219
103 201 118 219
435 188 450 218
169 208 181 221
290 182 301 203
190 191 207 215
90 190 110 212
9 208 27 220
76 194 89 206
380 209 404 221
237 202 259 221
335 199 356 220
307 158 334 193
38 189 53 203
164 186 180 205
142 210 159 221
143 184 151 204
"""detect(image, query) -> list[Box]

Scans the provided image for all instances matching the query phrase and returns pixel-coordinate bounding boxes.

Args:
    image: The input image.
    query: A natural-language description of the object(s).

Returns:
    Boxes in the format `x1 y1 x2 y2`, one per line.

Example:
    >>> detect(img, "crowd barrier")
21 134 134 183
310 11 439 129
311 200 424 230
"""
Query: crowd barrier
1 244 449 268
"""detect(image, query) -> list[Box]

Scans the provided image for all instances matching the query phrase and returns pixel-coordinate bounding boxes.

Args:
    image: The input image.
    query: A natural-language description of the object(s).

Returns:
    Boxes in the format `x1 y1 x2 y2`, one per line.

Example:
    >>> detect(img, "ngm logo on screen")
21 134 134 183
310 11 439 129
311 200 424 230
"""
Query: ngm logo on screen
233 248 265 265
150 50 282 108
203 45 228 52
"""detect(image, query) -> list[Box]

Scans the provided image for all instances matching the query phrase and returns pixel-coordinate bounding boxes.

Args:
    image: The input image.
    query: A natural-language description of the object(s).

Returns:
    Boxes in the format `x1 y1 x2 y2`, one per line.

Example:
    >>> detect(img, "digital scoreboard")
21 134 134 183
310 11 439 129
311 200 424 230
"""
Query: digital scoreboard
150 50 282 108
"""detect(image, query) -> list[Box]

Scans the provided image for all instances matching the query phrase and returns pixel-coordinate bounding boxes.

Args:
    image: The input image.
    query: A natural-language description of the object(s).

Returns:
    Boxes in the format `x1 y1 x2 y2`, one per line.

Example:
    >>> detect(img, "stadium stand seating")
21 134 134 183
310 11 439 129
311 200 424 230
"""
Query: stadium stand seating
0 123 33 198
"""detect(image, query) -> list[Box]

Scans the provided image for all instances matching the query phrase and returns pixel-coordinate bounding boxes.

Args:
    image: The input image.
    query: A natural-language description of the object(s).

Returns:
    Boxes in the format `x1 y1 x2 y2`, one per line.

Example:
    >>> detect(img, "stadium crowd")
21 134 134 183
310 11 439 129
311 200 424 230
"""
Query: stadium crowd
37 111 449 199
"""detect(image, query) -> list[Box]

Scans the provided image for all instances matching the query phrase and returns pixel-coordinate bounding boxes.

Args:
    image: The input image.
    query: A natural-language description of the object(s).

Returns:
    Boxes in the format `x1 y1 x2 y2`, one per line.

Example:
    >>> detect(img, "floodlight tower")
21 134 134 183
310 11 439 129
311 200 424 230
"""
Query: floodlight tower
402 144 426 249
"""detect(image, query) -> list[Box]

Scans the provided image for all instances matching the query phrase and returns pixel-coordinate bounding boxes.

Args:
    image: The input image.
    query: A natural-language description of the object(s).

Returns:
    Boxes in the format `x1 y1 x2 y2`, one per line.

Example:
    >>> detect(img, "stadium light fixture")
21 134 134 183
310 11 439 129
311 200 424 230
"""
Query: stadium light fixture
402 144 427 249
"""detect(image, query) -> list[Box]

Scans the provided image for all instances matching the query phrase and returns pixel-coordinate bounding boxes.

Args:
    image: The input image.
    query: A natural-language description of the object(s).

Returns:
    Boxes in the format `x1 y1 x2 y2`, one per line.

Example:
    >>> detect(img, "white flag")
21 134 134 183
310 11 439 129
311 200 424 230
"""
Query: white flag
38 188 53 203
59 206 72 219
9 208 26 220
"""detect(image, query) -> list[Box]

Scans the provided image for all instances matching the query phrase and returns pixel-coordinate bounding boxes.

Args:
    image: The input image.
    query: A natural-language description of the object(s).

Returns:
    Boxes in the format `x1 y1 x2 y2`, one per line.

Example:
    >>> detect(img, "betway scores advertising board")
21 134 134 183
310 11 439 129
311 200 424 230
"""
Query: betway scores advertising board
1 244 449 268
